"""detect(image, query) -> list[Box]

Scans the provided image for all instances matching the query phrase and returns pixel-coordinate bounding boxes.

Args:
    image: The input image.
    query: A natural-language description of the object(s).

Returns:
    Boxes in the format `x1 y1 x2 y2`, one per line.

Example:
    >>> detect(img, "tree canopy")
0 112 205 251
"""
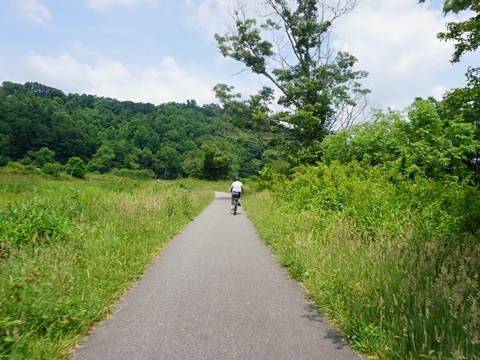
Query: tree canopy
0 81 270 180
214 0 369 164
417 0 480 180
321 98 480 183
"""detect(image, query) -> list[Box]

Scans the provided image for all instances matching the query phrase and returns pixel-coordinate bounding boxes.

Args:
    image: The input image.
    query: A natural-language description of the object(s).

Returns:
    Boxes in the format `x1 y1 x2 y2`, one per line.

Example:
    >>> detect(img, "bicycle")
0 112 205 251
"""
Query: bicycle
232 192 240 215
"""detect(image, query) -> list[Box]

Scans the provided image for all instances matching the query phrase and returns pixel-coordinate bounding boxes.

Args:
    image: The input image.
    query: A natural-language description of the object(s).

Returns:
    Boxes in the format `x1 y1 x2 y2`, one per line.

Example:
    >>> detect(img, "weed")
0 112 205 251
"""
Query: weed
0 174 213 359
245 164 480 359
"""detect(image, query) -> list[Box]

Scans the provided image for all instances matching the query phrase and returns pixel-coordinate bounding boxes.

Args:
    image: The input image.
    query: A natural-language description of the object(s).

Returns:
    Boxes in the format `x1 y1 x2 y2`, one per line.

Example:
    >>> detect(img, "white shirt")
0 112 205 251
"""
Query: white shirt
230 181 243 193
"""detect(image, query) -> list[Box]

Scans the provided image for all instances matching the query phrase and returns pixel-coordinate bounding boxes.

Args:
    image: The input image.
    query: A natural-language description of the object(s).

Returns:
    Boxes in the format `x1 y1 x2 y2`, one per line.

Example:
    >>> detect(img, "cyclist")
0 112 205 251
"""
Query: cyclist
229 176 244 212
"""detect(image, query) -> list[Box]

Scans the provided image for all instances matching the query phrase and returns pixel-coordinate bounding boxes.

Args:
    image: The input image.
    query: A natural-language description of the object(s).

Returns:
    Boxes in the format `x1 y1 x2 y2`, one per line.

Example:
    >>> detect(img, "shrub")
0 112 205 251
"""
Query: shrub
42 162 62 177
65 157 86 179
2 162 36 175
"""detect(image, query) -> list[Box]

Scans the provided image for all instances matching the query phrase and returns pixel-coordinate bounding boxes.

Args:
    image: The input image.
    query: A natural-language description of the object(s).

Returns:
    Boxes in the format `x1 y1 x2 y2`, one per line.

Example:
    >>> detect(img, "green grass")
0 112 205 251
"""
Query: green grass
0 174 213 359
243 163 480 360
3 168 478 359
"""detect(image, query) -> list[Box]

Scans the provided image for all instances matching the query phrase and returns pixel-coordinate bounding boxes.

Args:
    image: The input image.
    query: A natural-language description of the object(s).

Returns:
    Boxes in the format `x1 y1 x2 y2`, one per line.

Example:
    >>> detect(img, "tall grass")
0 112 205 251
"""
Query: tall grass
244 162 480 359
0 174 213 359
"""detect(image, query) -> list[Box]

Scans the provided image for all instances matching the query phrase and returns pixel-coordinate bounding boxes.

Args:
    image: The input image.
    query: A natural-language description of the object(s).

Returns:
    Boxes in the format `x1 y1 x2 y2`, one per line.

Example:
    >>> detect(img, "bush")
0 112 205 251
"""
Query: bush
42 163 62 177
2 162 36 175
65 157 86 179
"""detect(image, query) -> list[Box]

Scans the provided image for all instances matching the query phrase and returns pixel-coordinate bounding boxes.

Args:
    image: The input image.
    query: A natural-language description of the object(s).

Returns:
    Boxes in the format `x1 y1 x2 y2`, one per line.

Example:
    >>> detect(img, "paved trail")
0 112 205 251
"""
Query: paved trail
73 192 361 360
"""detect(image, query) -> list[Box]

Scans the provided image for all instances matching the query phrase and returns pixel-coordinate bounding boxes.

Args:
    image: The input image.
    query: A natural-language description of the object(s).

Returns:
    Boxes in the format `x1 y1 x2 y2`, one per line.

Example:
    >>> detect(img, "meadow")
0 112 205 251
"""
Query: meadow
244 162 480 359
2 167 479 360
0 174 213 359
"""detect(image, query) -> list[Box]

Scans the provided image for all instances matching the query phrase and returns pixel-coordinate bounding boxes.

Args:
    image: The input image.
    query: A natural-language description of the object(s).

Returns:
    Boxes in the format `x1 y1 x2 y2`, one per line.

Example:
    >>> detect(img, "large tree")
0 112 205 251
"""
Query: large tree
214 0 369 164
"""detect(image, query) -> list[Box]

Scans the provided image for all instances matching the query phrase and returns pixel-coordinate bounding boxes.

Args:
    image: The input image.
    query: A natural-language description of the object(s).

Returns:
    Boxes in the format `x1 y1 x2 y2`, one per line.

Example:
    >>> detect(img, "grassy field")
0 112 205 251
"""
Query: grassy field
243 163 480 360
0 174 214 359
3 169 478 359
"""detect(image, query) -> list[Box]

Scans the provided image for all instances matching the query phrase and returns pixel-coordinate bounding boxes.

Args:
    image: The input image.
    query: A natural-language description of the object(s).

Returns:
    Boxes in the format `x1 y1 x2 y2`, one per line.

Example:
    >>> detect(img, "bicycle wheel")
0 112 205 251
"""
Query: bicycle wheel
233 198 238 215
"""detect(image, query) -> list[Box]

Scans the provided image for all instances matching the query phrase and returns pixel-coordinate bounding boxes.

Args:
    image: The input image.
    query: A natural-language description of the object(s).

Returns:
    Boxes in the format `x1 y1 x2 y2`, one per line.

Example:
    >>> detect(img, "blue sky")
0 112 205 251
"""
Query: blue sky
0 0 478 111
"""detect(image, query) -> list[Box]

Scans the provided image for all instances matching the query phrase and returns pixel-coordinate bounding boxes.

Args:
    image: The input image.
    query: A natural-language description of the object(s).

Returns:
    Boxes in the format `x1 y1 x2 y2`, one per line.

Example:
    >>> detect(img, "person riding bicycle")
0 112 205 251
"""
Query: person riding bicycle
229 176 244 212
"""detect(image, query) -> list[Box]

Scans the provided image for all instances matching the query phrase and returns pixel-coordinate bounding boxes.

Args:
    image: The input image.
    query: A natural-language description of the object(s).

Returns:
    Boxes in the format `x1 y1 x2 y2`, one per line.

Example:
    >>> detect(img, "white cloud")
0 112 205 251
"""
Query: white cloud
7 0 477 110
184 0 228 41
184 0 474 110
24 51 217 104
431 85 447 100
16 0 52 25
184 0 266 41
334 0 473 109
84 0 158 12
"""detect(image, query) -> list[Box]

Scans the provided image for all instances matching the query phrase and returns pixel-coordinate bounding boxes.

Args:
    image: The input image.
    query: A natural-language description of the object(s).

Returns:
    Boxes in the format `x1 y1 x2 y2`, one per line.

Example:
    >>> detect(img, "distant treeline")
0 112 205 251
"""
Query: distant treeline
0 81 271 180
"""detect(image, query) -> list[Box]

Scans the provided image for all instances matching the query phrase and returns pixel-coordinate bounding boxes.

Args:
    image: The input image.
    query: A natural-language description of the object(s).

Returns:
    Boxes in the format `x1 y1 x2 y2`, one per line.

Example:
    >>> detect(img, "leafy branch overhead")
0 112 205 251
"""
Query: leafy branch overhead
419 0 480 63
214 0 370 163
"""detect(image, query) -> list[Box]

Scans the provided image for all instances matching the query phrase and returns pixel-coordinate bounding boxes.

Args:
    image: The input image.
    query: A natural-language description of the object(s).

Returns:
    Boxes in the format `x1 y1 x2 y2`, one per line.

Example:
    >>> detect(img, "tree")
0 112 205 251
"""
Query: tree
322 100 479 181
138 147 155 169
182 149 204 178
418 1 480 182
0 81 270 178
66 157 86 179
199 141 233 180
155 146 182 179
214 0 369 163
87 145 115 173
420 0 480 63
440 69 480 181
420 0 480 181
0 133 12 166
23 147 56 168
133 125 150 149
42 162 62 177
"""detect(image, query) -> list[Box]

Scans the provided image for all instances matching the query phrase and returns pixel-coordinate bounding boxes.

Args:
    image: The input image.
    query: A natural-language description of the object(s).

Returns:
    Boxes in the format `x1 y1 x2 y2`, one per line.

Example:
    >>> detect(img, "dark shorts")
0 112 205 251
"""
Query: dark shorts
231 192 241 199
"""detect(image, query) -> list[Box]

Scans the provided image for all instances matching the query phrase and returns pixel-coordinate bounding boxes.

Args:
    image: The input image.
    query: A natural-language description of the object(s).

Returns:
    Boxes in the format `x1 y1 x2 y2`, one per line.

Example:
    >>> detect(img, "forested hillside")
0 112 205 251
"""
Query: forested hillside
0 81 269 180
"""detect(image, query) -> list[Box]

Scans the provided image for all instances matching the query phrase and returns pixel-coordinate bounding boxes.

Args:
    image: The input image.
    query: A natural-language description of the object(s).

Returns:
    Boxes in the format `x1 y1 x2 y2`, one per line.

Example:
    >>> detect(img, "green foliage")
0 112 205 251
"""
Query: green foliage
3 162 36 175
246 163 480 359
0 155 10 167
199 141 233 180
441 68 480 182
0 198 79 254
0 81 268 181
155 146 182 179
415 1 480 183
214 0 369 163
419 0 480 63
87 145 115 173
41 162 62 177
22 147 56 168
322 100 479 182
65 157 86 179
0 174 213 359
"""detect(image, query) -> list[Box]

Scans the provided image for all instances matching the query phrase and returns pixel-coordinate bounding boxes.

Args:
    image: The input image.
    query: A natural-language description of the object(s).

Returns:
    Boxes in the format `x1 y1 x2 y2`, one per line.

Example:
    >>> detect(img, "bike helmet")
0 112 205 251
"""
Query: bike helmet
234 176 239 181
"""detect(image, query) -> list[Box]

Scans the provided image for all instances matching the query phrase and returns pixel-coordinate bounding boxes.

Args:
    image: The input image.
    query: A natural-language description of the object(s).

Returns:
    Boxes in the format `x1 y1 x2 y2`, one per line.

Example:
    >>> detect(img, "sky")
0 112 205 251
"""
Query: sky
0 0 478 111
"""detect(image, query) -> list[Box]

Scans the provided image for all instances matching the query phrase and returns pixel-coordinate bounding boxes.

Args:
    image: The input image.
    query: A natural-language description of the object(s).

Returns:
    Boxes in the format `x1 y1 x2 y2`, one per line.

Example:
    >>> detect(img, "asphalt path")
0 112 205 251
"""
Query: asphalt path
72 192 361 360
